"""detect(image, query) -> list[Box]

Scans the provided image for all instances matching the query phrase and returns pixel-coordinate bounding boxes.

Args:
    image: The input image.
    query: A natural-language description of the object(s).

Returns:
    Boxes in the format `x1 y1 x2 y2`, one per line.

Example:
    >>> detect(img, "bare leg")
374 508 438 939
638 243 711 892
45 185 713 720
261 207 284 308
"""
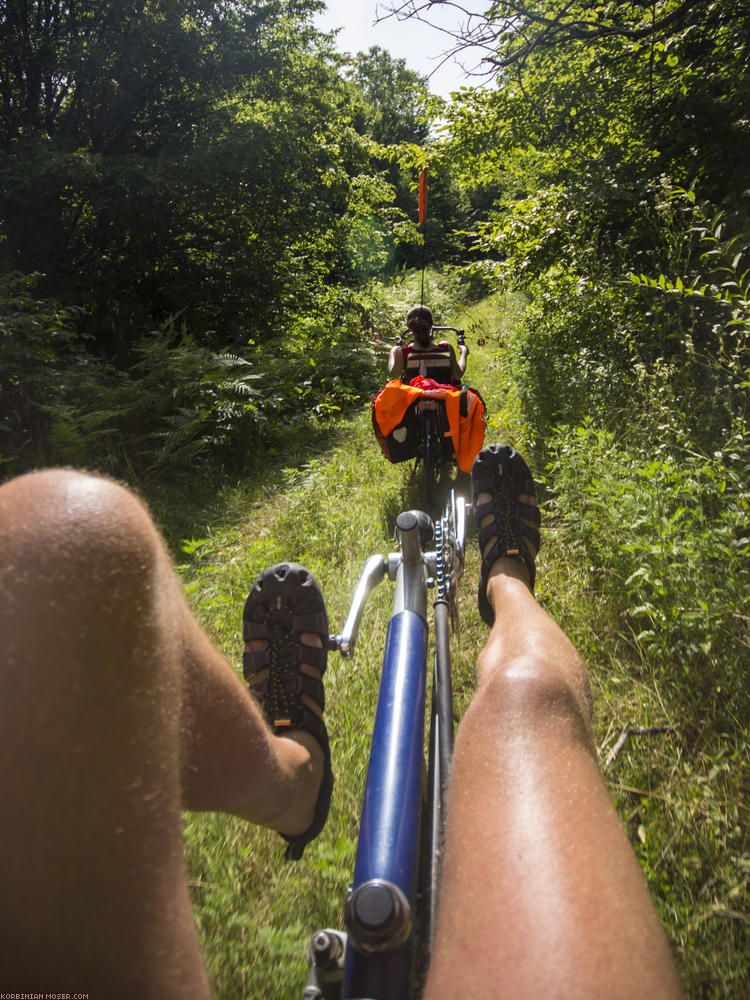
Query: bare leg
425 512 683 997
0 469 322 993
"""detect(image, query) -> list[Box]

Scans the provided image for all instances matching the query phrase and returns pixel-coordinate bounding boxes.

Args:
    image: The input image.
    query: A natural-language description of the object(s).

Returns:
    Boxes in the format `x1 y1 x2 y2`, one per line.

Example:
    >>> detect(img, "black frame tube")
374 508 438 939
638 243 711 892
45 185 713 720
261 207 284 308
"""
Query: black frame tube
433 599 454 777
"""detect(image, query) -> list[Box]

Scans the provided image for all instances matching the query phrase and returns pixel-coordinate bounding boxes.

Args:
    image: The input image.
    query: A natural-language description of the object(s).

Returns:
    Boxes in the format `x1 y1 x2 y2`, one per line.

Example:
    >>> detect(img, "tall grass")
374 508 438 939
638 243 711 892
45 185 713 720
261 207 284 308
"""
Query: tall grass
167 290 506 997
540 421 749 998
159 288 747 997
174 407 488 998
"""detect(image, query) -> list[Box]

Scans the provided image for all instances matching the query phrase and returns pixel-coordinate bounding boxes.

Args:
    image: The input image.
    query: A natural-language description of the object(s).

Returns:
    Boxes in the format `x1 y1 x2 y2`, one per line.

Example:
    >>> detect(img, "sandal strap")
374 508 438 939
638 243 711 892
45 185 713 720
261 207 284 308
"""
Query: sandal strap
245 670 326 725
480 542 535 592
280 709 334 861
472 472 536 496
274 703 329 753
244 608 329 641
477 502 540 558
243 642 328 676
472 444 541 626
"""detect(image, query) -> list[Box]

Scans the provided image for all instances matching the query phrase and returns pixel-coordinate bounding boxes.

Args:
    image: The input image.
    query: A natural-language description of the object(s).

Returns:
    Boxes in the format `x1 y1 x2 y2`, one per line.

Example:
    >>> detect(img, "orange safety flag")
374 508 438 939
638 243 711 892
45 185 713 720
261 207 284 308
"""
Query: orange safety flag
418 166 428 227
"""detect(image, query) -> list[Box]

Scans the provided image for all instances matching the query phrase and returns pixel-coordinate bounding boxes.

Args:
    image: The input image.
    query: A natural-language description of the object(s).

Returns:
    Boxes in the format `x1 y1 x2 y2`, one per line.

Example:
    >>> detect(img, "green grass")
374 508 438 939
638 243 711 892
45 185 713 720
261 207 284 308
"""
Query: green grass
539 423 750 998
172 409 486 998
150 291 747 998
158 296 514 998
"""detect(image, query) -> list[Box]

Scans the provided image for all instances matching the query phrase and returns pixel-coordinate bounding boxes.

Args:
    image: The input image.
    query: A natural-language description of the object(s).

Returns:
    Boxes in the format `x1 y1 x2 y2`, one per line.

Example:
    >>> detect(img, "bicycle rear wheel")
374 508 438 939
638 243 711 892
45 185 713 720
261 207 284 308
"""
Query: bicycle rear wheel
422 410 442 515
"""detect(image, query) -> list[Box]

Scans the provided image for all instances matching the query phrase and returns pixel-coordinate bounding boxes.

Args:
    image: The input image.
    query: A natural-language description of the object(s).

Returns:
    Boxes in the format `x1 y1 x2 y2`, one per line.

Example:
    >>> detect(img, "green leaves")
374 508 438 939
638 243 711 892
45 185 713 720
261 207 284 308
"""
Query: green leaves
627 188 750 363
0 272 381 480
546 419 750 728
0 1 407 354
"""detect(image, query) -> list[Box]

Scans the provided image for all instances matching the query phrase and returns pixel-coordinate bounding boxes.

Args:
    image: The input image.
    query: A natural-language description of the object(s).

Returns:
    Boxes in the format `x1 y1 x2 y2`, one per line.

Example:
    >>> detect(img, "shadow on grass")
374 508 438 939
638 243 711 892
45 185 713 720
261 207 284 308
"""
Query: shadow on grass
141 417 357 558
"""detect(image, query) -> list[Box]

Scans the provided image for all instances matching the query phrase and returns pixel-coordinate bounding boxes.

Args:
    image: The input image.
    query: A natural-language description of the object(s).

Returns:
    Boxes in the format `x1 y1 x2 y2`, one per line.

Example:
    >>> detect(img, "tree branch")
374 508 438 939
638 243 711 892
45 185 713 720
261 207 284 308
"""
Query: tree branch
604 725 675 768
382 0 715 74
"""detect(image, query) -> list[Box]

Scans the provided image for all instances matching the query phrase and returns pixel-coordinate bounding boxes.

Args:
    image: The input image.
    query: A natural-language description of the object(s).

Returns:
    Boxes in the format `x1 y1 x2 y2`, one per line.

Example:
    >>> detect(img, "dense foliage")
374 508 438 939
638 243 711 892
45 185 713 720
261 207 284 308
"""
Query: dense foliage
3 2 339 338
0 4 434 477
1 0 747 993
398 3 749 992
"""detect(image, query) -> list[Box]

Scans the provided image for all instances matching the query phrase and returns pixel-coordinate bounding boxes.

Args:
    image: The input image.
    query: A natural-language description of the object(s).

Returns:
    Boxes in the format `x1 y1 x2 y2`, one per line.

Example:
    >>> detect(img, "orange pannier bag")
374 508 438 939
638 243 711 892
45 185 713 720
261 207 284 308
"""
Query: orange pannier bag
371 378 486 473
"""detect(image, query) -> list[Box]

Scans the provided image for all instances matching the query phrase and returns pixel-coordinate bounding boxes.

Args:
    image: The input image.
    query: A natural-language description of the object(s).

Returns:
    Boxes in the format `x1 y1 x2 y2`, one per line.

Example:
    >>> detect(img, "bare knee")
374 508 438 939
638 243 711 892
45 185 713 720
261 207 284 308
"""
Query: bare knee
0 469 173 669
0 468 162 581
0 469 181 705
467 654 594 749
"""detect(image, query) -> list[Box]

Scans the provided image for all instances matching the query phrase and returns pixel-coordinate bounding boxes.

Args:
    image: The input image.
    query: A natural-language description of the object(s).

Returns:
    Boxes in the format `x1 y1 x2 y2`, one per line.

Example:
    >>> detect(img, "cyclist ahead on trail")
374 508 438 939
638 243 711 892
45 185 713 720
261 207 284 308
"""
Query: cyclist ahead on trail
388 305 468 387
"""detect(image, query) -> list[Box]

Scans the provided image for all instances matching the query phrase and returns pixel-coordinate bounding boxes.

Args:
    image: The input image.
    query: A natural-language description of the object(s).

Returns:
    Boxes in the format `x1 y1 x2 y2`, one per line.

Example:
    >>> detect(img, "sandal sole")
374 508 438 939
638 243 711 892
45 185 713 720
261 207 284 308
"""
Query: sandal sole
472 445 541 625
243 563 334 860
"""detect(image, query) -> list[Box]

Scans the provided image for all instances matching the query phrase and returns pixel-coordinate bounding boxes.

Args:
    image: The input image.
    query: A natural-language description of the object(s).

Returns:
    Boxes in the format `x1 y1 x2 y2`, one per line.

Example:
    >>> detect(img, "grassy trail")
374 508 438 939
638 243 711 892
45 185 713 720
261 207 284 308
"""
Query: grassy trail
162 294 746 998
170 298 516 998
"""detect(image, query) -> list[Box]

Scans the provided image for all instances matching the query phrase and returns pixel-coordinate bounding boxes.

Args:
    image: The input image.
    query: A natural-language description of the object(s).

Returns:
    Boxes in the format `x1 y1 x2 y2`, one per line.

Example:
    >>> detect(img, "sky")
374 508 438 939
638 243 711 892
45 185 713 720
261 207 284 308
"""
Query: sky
313 1 493 101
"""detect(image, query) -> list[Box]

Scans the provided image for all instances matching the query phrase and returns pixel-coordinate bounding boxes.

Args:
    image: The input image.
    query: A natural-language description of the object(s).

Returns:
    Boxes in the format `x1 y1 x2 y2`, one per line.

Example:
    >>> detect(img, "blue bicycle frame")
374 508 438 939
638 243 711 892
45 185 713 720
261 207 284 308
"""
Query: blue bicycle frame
303 494 467 1000
345 510 428 998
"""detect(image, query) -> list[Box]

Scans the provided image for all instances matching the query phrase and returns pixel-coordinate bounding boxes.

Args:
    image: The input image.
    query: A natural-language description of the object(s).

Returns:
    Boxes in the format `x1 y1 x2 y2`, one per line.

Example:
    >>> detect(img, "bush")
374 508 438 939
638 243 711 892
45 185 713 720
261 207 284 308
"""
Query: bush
500 266 640 432
0 272 382 482
545 418 749 731
0 271 110 473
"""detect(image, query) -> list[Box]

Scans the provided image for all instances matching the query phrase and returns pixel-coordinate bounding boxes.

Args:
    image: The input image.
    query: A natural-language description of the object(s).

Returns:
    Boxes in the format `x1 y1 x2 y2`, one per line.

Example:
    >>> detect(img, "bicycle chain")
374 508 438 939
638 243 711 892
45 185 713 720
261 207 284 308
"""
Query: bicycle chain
434 514 447 604
434 508 458 623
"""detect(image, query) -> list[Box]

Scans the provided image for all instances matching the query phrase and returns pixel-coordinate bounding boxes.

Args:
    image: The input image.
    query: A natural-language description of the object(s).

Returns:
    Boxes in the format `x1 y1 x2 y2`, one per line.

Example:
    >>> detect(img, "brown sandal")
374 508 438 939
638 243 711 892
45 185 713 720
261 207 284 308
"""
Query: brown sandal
471 445 541 625
243 563 334 860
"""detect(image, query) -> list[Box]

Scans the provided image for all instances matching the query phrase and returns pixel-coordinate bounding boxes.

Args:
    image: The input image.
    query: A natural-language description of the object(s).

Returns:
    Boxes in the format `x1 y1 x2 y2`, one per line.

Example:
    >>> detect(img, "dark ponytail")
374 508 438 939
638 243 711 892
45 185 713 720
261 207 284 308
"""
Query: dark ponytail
406 304 433 346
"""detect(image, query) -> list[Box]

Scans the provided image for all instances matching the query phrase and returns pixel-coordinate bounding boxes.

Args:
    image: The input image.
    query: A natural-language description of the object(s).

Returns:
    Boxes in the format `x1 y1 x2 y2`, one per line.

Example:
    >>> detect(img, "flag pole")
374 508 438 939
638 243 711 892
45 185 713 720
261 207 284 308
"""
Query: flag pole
418 166 428 306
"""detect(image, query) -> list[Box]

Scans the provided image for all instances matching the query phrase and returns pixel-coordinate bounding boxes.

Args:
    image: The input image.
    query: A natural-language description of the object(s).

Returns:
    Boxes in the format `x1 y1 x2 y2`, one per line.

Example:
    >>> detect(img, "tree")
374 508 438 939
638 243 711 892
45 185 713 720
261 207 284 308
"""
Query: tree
342 46 476 269
0 1 388 349
383 0 717 71
348 46 431 147
424 0 750 273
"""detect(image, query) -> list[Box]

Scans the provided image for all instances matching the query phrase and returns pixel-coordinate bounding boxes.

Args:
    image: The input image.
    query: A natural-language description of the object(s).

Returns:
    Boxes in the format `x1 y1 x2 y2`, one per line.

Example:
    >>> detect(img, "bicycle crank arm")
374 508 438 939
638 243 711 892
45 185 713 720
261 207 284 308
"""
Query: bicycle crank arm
331 554 388 658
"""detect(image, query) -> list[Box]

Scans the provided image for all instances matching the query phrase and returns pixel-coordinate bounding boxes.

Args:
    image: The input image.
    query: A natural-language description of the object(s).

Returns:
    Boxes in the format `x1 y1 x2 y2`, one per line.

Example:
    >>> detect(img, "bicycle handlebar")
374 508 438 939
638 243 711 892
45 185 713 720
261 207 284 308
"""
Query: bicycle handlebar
330 555 387 658
396 326 466 348
432 325 466 347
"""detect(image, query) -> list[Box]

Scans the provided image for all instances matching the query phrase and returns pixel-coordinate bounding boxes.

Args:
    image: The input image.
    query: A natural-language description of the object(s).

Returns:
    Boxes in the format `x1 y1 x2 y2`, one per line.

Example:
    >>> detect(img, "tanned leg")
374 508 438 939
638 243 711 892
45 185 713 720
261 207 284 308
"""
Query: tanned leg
0 469 322 994
424 516 683 997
